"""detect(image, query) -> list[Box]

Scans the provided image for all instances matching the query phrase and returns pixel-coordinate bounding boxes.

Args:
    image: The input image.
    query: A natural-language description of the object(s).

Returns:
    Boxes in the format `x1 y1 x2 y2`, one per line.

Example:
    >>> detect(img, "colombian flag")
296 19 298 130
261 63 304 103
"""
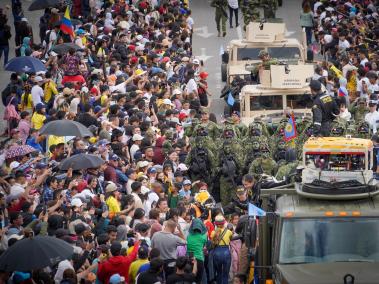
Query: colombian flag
60 7 75 39
284 114 297 142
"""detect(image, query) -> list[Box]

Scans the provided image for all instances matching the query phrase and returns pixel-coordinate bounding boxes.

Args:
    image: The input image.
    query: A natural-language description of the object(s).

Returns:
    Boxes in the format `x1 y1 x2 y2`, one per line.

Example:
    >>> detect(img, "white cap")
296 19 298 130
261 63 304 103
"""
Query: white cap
71 198 83 208
173 89 182 95
137 160 149 168
163 99 173 106
34 76 43 82
178 163 188 172
136 35 143 41
10 161 20 170
50 51 58 57
192 59 200 65
81 86 89 93
132 134 144 141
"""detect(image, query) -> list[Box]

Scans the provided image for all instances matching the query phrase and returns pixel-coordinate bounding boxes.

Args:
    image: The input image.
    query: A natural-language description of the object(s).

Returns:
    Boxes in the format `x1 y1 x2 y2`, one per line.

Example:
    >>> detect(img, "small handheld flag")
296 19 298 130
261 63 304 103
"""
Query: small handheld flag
338 86 348 97
60 7 75 40
248 203 266 217
284 114 297 142
227 91 235 106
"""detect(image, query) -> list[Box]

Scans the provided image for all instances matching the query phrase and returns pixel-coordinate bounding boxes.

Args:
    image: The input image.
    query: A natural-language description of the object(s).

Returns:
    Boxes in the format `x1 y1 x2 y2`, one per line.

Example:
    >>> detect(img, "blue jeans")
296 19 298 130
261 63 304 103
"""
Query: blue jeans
0 45 9 66
304 26 313 46
213 246 231 284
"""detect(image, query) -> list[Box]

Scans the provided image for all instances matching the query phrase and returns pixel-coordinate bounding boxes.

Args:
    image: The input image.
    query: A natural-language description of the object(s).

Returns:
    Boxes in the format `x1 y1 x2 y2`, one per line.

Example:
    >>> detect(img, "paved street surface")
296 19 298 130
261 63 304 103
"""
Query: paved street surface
0 0 302 131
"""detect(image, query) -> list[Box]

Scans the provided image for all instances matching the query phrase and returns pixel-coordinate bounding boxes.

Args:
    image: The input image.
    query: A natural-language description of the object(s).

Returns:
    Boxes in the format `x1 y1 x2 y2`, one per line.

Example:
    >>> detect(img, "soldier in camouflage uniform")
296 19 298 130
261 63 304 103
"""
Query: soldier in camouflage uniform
185 127 217 185
349 97 369 123
248 143 277 180
241 0 260 31
210 0 228 37
276 148 298 181
230 111 248 138
354 121 372 139
199 108 222 140
217 127 244 206
329 117 348 137
261 0 278 19
273 140 287 166
184 118 200 138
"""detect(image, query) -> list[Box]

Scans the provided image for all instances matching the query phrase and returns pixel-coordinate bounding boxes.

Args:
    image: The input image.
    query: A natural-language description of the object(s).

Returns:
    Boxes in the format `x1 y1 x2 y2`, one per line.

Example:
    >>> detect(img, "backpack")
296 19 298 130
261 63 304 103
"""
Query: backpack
189 147 211 178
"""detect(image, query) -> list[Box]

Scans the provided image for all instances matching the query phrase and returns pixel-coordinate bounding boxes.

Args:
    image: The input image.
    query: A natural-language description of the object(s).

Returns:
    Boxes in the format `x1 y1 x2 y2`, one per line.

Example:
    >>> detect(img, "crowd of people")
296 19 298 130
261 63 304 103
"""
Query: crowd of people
0 0 377 284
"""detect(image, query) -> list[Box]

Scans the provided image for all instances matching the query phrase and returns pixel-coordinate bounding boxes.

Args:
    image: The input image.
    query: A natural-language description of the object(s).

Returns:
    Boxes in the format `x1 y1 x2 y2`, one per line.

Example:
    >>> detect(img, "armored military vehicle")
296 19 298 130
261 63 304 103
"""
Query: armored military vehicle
221 20 309 84
252 137 379 284
239 63 315 125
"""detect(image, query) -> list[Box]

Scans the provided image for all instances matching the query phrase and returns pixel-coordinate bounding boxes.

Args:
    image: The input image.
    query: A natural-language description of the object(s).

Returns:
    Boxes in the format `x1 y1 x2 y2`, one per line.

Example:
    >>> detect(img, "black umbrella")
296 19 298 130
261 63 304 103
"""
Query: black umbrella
60 154 105 170
28 0 60 11
39 120 93 137
0 235 73 271
52 43 82 55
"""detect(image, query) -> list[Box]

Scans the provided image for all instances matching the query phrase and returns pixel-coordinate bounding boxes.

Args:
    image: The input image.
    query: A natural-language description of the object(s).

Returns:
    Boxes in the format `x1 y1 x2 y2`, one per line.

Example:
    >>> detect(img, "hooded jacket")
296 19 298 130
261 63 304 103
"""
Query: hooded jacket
20 37 31 56
97 241 140 284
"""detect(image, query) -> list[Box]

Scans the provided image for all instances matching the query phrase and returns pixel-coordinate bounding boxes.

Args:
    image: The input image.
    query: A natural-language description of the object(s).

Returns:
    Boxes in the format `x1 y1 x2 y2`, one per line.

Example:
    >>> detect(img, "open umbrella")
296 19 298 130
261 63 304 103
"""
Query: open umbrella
60 154 105 170
0 235 73 271
6 145 37 159
28 0 60 11
5 56 47 73
52 43 82 55
39 120 93 137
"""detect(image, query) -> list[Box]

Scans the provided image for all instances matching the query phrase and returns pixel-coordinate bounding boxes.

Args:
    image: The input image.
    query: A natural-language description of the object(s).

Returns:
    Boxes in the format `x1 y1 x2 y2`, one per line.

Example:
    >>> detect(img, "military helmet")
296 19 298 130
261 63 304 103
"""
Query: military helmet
357 121 370 134
223 126 235 138
249 122 262 136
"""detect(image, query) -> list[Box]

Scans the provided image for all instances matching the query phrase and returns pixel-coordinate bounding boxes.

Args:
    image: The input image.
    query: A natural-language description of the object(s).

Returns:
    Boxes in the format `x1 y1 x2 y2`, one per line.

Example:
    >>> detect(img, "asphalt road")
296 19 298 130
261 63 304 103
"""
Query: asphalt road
0 0 303 132
191 0 303 119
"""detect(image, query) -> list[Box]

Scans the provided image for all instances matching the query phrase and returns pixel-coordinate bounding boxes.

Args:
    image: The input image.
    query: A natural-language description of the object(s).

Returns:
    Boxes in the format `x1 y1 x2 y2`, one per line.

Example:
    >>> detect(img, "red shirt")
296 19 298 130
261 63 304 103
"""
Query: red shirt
97 241 140 284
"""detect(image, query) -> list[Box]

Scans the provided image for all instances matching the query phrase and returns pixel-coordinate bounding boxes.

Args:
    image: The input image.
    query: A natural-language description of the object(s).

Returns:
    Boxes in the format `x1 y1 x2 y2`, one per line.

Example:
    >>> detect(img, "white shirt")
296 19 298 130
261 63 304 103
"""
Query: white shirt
9 183 25 198
338 39 350 50
185 78 198 95
365 111 379 133
339 109 352 121
357 78 379 98
130 144 140 161
186 17 194 30
31 85 44 105
144 191 159 216
69 97 81 114
360 57 369 67
227 0 238 9
54 260 74 284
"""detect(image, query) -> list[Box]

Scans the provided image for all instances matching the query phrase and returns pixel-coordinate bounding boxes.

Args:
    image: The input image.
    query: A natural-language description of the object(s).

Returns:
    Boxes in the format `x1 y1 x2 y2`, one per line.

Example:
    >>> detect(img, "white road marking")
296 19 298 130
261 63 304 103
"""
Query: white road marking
236 25 243 40
193 26 214 38
196 48 213 62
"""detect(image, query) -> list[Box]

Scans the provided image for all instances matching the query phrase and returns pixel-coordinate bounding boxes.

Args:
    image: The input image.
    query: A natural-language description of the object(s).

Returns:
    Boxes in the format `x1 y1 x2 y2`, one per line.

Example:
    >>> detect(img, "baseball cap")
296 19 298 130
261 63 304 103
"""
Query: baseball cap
35 162 48 169
147 167 157 174
214 215 226 226
109 274 125 284
137 160 149 168
34 76 43 83
192 59 200 65
71 198 83 208
10 161 20 170
132 134 144 141
309 80 322 91
163 99 173 106
105 182 118 193
183 179 192 186
35 103 46 111
110 154 120 161
236 187 246 195
177 163 188 172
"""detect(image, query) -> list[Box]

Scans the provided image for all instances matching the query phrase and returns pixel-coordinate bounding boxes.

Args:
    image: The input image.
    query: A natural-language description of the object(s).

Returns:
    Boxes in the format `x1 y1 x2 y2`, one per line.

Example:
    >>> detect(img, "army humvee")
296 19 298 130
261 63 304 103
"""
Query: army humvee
221 20 309 84
253 137 379 284
239 63 315 125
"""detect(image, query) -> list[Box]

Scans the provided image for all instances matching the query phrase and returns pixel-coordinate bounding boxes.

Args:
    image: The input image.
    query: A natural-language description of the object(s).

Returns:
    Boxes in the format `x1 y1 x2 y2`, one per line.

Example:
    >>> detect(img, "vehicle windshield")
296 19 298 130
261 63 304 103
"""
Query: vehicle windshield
250 95 282 111
287 94 313 109
304 153 366 171
237 48 262 61
279 218 379 264
267 47 301 61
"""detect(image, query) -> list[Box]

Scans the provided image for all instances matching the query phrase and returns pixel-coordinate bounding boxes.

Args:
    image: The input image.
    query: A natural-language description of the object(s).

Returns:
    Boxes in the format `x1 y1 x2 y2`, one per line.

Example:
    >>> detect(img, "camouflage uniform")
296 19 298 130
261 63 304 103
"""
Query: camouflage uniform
217 127 244 206
354 121 372 139
273 140 287 166
261 0 278 19
224 117 248 139
210 0 228 36
329 117 348 137
349 99 369 123
184 118 200 138
248 143 277 180
241 0 260 31
195 120 221 141
275 148 298 181
185 129 218 185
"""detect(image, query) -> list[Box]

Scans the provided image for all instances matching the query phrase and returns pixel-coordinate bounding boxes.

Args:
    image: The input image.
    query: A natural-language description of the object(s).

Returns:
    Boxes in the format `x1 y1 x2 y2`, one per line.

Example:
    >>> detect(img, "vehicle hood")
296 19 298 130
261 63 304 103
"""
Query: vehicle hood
277 262 379 284
228 63 257 75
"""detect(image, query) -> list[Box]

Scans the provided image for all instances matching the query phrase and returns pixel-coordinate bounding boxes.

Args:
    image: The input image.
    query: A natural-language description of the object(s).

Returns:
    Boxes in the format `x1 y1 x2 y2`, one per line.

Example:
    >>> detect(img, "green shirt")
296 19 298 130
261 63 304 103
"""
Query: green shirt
168 193 179 208
186 232 208 261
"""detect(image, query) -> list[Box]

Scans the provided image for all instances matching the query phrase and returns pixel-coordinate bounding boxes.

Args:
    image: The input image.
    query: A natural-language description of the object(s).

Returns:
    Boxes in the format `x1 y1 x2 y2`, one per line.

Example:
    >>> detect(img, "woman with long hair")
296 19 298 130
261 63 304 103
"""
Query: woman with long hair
300 2 314 46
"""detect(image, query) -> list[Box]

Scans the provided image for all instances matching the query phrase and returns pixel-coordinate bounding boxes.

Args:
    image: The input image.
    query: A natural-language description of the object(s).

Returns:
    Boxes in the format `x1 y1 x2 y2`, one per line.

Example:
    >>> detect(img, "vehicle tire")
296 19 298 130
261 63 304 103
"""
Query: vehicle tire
307 48 314 62
221 63 227 82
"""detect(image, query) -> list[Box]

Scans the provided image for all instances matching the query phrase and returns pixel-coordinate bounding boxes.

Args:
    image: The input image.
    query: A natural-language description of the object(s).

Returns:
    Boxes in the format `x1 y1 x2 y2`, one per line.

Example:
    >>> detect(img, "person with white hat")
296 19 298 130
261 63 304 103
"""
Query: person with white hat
130 134 144 161
31 76 44 106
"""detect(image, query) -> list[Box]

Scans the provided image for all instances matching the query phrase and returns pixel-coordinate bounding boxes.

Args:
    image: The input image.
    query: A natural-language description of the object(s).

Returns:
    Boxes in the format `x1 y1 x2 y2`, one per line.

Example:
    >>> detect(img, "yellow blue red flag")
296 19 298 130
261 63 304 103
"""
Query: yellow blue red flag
60 7 75 39
284 114 297 141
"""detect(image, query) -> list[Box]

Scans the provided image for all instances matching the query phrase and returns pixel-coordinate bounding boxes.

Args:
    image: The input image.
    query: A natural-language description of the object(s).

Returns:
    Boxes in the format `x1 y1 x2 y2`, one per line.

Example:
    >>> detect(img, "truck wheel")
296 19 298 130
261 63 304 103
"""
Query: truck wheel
221 63 227 82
